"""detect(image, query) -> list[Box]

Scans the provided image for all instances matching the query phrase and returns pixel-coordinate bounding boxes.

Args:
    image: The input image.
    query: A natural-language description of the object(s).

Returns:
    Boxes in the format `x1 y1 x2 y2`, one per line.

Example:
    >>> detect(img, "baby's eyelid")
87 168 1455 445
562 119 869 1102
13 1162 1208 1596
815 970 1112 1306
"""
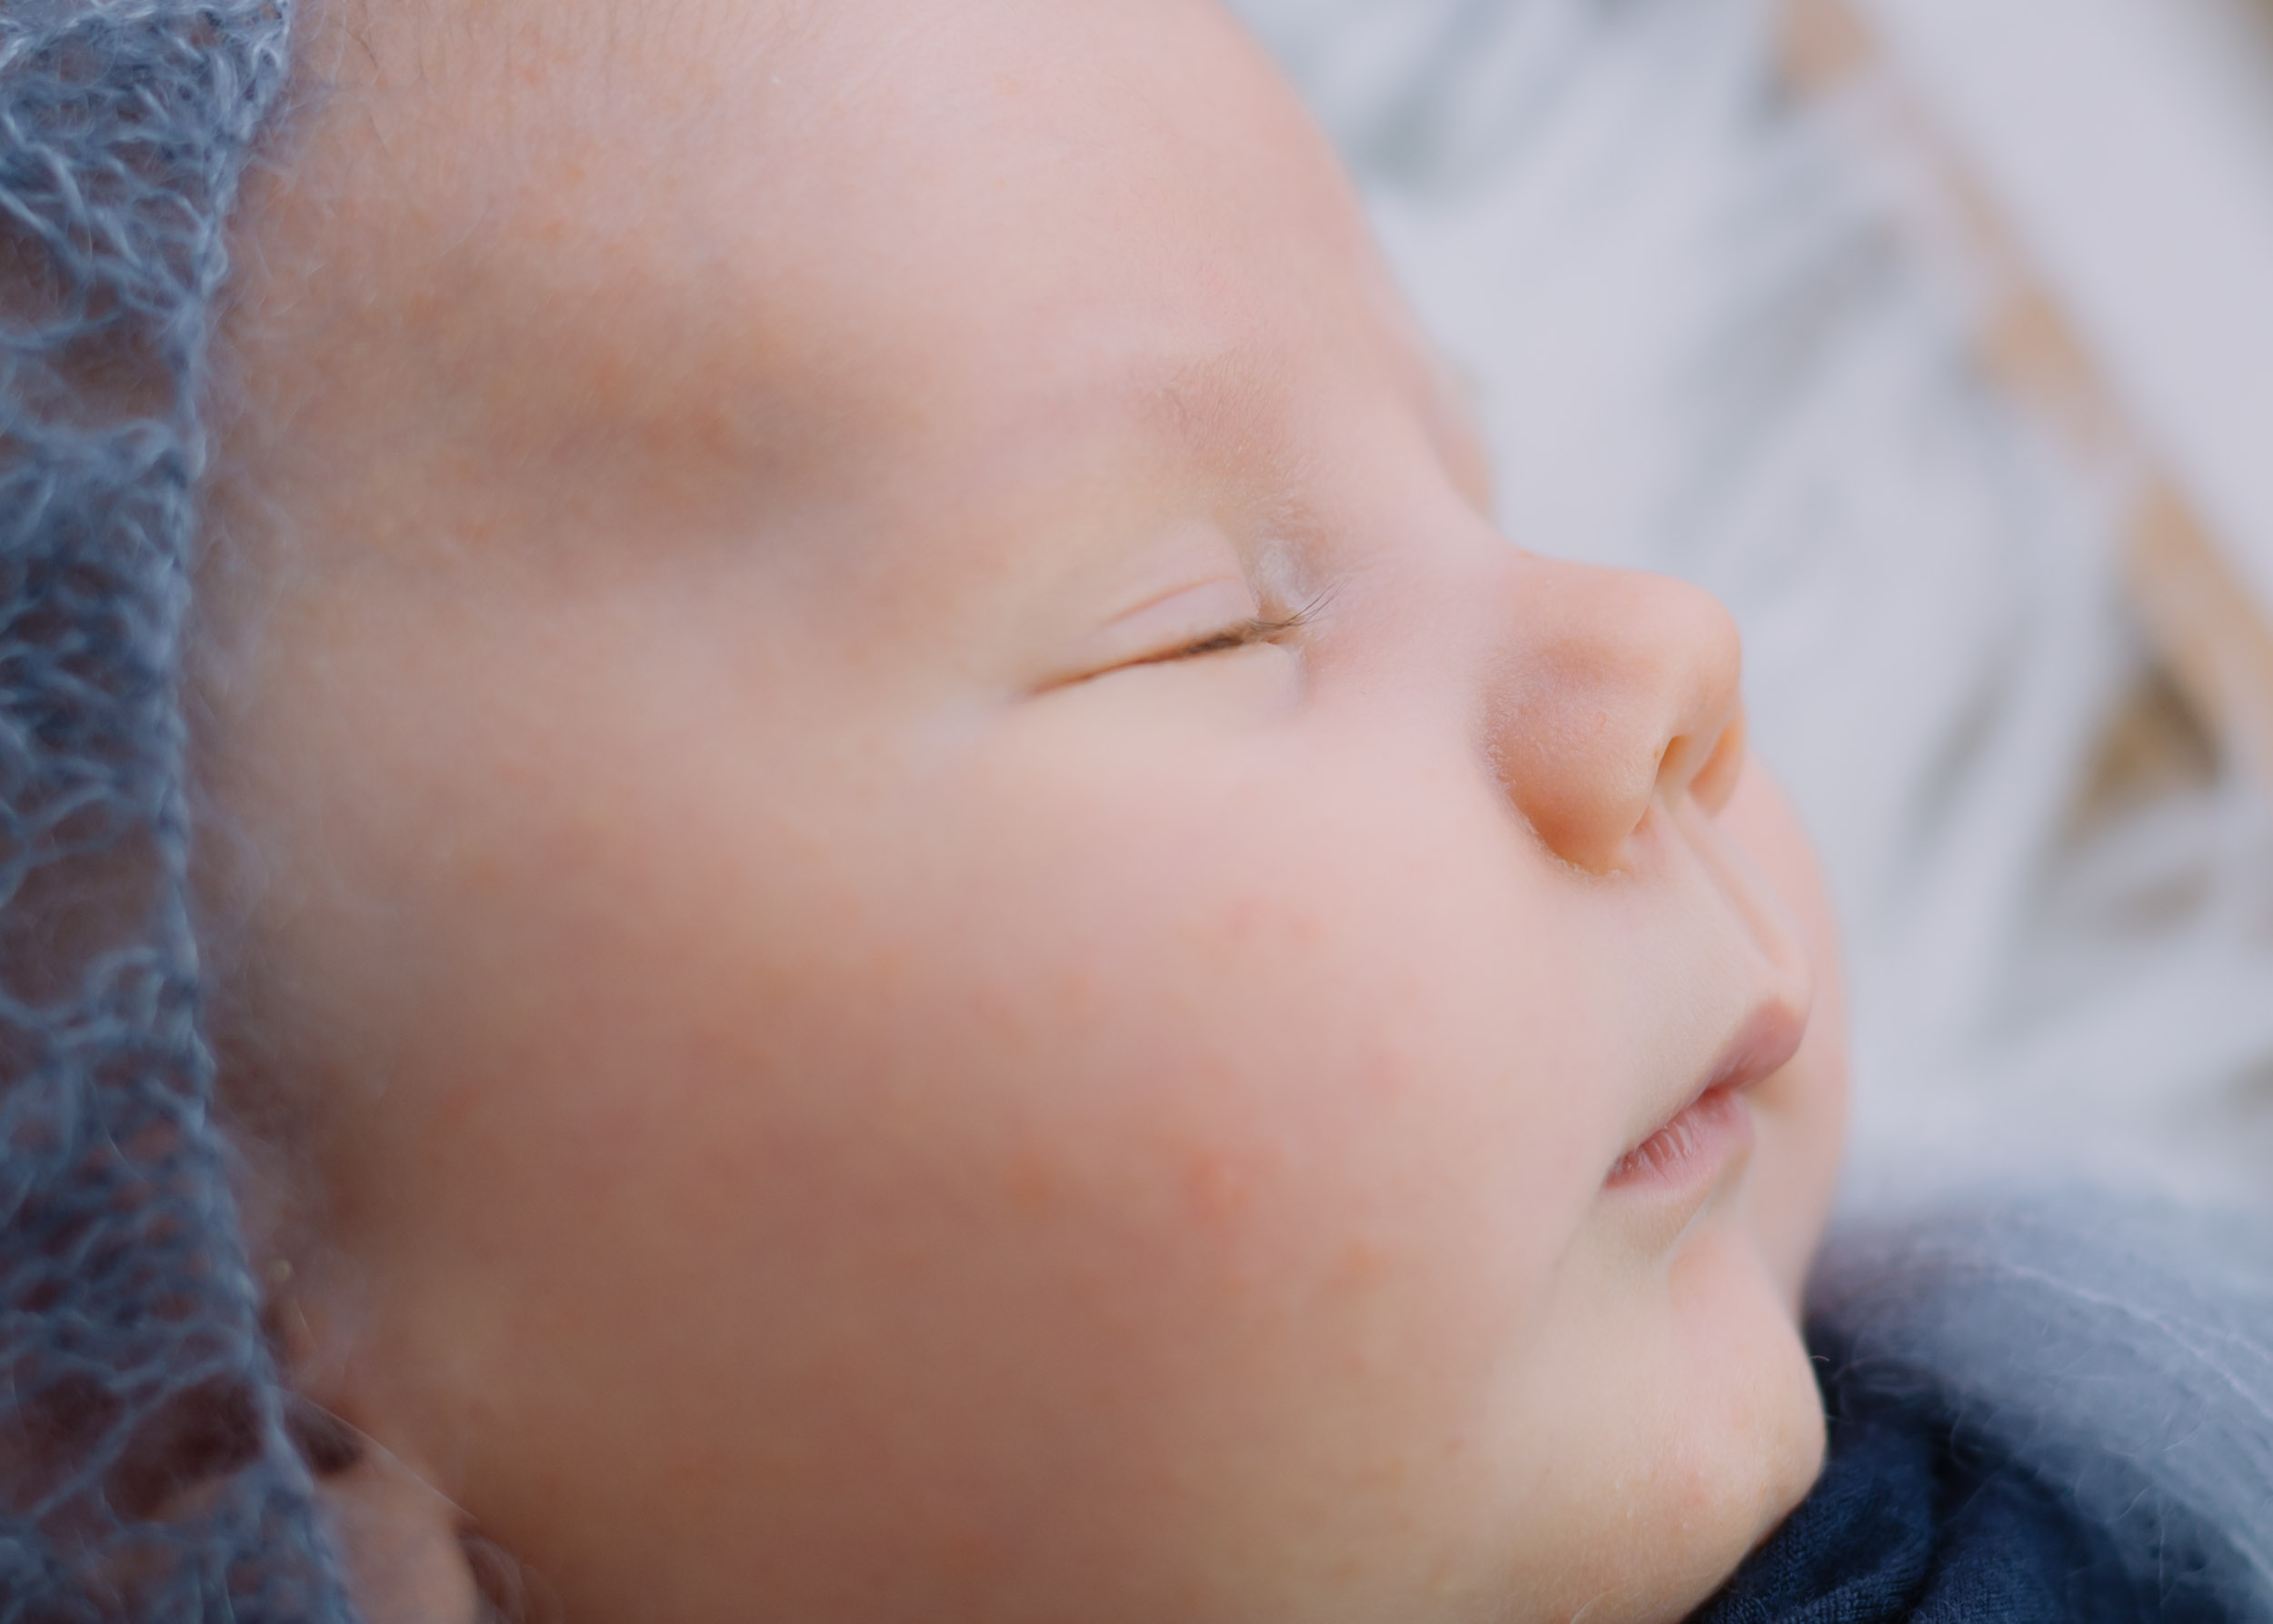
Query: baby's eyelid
1058 576 1262 676
1042 576 1328 691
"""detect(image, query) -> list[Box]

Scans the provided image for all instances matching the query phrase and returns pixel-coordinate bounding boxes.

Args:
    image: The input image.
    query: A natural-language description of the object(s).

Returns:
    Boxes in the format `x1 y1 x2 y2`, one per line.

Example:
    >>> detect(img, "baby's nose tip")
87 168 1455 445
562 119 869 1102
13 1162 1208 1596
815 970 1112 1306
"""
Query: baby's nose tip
1485 566 1745 873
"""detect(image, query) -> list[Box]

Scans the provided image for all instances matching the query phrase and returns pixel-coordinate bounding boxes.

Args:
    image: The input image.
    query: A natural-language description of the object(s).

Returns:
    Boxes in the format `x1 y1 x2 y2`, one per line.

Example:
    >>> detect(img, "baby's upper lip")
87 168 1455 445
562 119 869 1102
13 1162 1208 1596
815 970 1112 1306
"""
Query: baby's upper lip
1701 998 1807 1101
1622 997 1807 1162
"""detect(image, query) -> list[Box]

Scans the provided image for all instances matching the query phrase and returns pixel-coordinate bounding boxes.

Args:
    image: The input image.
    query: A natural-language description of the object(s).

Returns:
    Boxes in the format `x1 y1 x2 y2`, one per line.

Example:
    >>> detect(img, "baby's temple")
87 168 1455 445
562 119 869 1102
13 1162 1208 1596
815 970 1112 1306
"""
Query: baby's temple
2 0 2270 1620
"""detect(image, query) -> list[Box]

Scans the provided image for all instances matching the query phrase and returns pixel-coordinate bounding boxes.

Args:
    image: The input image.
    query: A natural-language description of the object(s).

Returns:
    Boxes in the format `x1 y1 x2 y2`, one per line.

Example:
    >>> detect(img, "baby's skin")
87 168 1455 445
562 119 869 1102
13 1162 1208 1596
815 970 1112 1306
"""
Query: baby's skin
194 0 1850 1619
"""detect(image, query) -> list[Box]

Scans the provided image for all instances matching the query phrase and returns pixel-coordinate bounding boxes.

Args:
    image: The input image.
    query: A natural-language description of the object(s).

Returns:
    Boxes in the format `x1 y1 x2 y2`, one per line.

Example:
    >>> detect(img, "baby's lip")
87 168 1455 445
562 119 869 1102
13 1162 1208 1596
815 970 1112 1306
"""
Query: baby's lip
1700 998 1807 1103
1618 997 1807 1170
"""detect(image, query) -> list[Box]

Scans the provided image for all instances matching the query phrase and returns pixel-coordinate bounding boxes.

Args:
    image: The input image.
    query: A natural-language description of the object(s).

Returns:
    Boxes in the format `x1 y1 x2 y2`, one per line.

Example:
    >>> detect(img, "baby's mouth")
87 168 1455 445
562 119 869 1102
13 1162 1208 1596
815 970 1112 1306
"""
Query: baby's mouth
1605 1085 1752 1189
1605 1002 1805 1193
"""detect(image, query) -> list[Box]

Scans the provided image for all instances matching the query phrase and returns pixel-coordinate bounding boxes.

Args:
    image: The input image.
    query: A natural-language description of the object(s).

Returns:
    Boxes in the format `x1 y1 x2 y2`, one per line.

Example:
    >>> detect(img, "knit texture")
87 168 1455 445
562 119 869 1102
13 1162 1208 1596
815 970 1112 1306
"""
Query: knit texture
0 2 355 1617
1697 1412 2098 1624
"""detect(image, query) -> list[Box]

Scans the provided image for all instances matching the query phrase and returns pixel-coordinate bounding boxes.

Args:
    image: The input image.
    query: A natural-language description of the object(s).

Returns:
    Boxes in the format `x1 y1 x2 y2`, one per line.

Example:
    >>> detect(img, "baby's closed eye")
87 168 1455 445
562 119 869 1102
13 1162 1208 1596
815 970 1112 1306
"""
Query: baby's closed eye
1119 607 1310 668
1046 575 1308 687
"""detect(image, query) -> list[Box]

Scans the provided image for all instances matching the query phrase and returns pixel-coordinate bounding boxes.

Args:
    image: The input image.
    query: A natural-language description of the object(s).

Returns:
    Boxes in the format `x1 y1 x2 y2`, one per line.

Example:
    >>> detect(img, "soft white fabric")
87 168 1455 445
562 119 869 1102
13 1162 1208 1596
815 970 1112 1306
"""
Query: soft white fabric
1230 0 2273 1212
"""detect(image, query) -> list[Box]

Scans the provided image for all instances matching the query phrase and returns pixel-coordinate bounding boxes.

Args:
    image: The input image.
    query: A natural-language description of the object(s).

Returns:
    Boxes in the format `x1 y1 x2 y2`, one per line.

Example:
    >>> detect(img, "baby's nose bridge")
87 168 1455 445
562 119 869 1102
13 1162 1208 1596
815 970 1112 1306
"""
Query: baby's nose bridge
1469 556 1746 872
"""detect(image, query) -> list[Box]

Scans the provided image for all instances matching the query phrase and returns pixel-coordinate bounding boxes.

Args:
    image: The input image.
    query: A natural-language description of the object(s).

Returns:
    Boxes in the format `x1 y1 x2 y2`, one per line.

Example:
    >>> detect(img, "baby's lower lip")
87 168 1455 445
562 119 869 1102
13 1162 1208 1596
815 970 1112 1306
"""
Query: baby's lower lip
1602 1085 1754 1193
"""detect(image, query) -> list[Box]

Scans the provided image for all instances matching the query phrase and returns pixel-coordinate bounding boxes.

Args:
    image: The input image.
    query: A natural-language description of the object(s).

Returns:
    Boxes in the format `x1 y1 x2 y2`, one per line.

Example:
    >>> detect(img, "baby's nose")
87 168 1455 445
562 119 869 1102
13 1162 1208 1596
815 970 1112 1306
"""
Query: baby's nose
1480 558 1746 873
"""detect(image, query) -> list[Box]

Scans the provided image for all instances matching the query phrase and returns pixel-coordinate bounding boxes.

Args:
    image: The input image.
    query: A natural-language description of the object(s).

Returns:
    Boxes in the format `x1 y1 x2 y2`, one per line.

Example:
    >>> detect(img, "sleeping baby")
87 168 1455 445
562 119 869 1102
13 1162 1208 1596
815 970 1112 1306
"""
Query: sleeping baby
0 0 2264 1620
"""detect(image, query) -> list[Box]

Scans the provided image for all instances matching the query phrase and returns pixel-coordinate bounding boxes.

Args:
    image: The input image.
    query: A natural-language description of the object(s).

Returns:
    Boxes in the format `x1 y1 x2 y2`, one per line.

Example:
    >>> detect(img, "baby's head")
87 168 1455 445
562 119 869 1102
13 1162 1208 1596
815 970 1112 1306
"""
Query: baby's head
189 0 1849 1619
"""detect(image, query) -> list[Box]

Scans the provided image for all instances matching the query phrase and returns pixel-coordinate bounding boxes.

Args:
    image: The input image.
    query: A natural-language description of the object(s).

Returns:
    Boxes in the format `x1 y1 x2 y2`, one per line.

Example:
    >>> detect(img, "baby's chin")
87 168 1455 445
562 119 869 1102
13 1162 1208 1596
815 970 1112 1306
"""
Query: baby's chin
1639 1231 1827 1624
1504 1211 1826 1624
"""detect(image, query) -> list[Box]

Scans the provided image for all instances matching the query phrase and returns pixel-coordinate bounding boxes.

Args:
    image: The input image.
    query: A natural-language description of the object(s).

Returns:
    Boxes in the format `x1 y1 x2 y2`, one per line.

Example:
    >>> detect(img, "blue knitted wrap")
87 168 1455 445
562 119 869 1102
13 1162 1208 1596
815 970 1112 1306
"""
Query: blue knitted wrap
0 1 355 1617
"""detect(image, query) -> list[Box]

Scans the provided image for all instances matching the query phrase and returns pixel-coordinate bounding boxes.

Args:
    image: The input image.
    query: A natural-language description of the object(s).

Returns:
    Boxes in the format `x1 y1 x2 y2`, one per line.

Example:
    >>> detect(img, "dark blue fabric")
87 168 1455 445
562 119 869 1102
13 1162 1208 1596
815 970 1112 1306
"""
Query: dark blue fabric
1696 1414 2084 1624
1692 1352 2239 1624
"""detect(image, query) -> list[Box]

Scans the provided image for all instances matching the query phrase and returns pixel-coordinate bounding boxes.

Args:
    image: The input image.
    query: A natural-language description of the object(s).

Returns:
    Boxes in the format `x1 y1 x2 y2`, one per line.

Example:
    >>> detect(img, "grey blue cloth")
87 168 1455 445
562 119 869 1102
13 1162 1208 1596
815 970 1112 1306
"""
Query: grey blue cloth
0 0 356 1618
1704 1198 2273 1623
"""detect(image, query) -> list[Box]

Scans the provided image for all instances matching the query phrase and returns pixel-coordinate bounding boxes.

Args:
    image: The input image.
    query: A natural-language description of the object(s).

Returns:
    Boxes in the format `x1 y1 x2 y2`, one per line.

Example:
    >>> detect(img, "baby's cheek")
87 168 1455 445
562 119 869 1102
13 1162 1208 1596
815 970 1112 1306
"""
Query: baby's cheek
891 955 1585 1611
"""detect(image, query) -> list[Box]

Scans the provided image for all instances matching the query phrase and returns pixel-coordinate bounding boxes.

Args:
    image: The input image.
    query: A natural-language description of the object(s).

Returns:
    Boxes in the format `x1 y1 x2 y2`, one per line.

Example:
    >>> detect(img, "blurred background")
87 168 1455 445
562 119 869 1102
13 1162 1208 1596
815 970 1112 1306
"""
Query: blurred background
1231 0 2273 1211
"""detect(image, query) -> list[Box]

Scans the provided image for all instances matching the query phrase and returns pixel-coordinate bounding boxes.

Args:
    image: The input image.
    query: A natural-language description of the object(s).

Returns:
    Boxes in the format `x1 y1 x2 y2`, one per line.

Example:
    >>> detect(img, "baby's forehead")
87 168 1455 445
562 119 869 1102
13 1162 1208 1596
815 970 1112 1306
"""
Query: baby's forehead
261 0 1354 342
228 0 1427 572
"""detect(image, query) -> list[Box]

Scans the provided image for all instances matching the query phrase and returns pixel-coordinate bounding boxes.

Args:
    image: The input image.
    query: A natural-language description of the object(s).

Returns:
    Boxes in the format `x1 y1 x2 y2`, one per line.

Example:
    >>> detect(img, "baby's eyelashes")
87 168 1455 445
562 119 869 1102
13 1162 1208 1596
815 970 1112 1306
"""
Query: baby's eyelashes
1120 608 1311 668
1044 575 1271 687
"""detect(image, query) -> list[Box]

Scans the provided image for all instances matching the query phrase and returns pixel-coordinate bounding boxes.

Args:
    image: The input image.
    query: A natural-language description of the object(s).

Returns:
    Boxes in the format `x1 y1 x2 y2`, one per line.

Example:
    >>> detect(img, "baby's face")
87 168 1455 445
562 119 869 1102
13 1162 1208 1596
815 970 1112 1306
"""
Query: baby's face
205 1 1847 1619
